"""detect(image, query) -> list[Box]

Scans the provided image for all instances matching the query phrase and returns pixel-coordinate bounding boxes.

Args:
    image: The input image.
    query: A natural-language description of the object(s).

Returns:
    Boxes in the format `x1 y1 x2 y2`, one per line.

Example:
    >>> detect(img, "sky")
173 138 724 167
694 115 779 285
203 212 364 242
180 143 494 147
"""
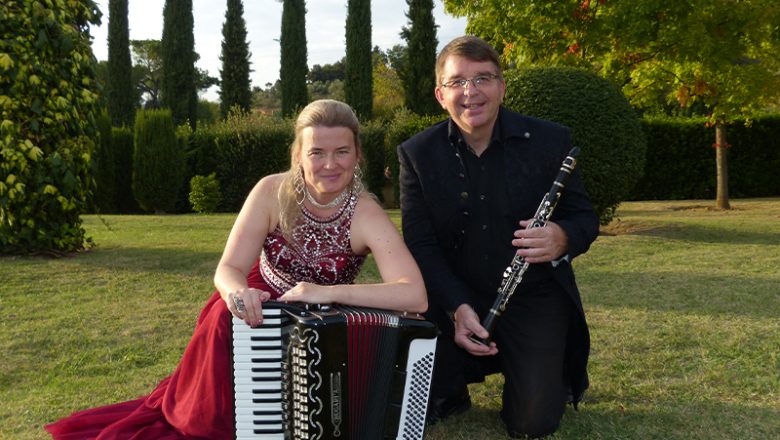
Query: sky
89 0 468 102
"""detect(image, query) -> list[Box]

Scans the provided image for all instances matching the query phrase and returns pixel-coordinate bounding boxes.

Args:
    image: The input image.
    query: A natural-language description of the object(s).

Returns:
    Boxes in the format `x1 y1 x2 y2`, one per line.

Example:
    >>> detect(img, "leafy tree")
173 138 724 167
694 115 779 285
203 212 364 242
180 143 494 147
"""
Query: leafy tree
131 39 216 110
400 0 439 115
130 39 163 108
252 81 282 114
308 59 345 83
106 0 135 126
1 0 101 255
219 0 252 118
345 0 373 119
373 51 405 120
161 0 197 129
444 0 780 209
280 0 308 117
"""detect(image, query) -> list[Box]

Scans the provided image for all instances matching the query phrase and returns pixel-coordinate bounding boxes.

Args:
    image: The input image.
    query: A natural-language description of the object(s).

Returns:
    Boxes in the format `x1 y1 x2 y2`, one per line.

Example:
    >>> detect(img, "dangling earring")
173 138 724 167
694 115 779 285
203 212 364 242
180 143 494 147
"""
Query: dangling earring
294 166 305 206
352 164 364 194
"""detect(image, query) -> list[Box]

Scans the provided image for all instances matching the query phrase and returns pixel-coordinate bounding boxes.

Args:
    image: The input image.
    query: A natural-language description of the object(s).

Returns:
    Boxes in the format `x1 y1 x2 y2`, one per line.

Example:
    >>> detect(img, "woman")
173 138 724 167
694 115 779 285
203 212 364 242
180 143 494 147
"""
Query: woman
46 99 426 439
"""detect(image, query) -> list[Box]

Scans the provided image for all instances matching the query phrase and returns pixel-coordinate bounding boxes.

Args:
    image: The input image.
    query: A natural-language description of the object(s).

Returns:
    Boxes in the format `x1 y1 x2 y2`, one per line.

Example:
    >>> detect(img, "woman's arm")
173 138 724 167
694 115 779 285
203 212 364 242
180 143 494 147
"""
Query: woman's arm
214 175 280 326
279 196 428 313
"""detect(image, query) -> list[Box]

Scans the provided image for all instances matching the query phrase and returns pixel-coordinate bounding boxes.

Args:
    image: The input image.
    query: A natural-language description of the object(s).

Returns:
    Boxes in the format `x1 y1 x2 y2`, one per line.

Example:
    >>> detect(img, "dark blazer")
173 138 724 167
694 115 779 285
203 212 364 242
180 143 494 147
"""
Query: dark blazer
397 107 599 401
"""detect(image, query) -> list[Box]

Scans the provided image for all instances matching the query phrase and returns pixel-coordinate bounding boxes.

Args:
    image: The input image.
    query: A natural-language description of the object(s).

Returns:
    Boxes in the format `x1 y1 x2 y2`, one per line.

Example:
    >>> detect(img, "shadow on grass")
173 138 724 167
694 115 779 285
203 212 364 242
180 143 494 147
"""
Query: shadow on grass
601 221 780 245
578 270 778 320
425 395 779 440
75 246 223 274
557 396 780 440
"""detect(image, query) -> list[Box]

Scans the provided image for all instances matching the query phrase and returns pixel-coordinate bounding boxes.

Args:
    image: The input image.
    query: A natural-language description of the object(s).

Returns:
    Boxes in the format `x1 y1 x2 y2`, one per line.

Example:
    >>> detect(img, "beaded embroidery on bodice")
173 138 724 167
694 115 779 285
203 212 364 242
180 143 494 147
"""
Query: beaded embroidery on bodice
260 193 366 296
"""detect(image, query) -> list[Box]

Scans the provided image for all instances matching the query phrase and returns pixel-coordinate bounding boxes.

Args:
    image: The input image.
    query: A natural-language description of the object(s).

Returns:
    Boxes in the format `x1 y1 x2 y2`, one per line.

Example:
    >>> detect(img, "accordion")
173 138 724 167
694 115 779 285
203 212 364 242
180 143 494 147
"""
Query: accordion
232 301 438 440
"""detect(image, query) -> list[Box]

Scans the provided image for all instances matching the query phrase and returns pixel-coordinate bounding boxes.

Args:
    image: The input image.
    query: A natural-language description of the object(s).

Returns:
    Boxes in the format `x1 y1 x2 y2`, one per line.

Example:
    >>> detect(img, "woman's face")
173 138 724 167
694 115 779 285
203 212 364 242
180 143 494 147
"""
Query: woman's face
298 125 358 200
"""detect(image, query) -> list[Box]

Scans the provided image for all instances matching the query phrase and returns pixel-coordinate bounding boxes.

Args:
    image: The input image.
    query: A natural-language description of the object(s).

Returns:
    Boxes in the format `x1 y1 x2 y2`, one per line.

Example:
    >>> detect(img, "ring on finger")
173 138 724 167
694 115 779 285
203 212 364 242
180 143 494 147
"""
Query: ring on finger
233 295 246 313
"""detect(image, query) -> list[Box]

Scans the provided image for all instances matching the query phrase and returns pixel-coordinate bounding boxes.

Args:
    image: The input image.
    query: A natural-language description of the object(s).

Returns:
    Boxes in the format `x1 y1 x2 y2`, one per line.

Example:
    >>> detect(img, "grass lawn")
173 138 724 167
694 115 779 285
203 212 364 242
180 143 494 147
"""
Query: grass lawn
1 199 778 439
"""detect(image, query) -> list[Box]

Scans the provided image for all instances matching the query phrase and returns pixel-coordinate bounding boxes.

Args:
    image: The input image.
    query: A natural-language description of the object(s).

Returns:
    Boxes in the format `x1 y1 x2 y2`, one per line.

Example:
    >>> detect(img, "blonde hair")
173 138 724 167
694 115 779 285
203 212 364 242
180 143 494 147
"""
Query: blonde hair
277 99 366 235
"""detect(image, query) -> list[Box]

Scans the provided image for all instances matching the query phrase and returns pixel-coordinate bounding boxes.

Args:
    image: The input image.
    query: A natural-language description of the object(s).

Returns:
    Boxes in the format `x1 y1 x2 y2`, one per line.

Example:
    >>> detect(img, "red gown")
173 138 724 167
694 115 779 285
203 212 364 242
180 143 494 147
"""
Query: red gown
46 196 365 439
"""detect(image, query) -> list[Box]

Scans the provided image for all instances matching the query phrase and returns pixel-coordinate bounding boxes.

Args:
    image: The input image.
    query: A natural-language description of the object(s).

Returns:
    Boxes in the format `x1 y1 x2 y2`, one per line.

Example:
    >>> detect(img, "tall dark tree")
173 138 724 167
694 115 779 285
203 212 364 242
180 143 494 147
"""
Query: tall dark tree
106 0 136 126
161 0 197 129
280 0 308 117
345 0 372 119
219 0 252 118
400 0 439 115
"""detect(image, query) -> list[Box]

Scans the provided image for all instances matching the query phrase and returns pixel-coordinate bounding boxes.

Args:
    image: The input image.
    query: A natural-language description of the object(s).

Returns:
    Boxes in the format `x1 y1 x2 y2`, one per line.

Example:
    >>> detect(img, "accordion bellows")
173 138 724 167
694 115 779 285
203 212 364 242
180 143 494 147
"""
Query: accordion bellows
232 302 438 439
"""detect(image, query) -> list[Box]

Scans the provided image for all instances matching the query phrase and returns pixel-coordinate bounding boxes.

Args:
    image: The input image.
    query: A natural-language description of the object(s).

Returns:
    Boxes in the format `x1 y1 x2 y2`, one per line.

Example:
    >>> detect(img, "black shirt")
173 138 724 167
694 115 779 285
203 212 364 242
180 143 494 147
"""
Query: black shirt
450 122 517 309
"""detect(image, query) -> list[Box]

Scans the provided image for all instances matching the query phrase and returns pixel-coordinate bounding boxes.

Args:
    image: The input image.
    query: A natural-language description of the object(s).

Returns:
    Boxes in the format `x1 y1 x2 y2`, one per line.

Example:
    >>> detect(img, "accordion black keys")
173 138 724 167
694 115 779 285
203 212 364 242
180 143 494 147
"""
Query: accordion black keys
232 302 438 439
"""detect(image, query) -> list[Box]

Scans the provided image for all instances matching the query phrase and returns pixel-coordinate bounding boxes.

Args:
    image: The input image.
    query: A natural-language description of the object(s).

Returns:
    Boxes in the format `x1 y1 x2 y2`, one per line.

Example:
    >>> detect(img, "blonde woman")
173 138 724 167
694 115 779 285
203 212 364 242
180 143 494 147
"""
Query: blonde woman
47 100 426 440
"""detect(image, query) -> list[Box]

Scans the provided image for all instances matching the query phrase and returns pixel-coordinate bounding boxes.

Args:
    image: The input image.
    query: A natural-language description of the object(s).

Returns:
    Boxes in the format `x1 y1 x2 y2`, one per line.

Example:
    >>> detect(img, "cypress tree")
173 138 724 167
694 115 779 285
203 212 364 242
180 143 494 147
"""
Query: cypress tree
280 0 308 117
106 0 136 126
219 0 252 118
401 0 439 115
161 0 198 130
345 0 372 119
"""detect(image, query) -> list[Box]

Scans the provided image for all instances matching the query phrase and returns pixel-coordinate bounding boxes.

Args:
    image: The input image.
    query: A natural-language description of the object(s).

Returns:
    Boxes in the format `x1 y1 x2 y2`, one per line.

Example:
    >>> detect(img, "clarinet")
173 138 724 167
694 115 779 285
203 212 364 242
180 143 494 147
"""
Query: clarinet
469 147 581 346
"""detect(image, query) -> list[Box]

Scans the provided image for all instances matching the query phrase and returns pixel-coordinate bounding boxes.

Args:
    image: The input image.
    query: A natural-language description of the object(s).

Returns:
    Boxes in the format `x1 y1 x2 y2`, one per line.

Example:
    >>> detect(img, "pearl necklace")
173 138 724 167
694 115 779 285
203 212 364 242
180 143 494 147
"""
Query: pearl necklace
305 185 351 209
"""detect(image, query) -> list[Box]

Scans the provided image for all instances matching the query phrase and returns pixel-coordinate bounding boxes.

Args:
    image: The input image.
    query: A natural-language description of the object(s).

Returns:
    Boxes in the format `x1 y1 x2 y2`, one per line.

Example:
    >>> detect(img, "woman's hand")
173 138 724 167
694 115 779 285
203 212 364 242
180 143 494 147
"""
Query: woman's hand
278 282 331 305
228 287 271 327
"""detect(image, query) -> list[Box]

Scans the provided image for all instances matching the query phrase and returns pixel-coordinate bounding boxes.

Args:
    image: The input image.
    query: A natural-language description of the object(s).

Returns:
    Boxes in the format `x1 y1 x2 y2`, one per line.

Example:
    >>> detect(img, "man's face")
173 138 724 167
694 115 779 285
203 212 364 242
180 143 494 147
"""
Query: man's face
435 55 506 136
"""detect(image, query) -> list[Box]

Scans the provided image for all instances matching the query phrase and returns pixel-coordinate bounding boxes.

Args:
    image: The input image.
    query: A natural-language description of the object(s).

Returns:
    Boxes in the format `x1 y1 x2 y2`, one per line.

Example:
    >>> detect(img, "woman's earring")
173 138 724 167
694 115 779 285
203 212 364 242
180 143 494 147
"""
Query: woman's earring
294 167 305 206
352 164 364 194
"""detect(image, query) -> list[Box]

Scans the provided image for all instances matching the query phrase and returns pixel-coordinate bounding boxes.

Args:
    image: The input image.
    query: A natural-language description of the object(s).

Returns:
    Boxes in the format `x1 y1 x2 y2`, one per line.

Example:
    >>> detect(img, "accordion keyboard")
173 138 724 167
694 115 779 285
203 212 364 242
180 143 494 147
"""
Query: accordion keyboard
233 307 289 439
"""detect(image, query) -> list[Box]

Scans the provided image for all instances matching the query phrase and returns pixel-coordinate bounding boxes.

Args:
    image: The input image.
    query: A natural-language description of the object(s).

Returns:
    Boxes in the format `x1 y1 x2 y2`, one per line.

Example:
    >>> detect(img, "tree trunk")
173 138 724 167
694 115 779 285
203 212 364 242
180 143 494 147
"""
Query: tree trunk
715 123 731 210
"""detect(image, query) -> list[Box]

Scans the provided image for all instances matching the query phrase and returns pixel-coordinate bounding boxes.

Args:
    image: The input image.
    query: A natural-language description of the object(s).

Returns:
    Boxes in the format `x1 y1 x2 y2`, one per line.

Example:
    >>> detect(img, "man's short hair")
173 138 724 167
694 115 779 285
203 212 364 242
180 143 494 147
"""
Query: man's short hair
435 36 502 85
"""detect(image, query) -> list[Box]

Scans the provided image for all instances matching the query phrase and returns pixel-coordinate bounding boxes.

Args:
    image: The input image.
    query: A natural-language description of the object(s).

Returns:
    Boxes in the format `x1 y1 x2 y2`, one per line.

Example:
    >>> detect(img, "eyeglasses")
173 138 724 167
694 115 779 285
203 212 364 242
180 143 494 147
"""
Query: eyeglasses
440 74 501 90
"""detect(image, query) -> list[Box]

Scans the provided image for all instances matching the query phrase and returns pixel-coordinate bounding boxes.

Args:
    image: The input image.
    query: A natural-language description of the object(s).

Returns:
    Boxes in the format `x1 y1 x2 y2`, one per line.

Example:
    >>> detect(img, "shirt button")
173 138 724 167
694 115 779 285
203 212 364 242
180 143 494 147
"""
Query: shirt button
482 224 488 230
479 194 485 201
460 191 469 199
458 173 465 180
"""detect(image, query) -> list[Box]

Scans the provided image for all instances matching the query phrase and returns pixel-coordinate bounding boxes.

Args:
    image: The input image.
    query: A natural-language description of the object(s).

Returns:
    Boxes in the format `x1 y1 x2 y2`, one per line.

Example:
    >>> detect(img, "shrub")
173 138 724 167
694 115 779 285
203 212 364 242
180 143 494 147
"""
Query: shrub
132 109 184 213
503 67 646 224
212 112 292 211
189 173 221 213
0 1 101 254
359 120 387 202
384 108 448 207
110 126 138 213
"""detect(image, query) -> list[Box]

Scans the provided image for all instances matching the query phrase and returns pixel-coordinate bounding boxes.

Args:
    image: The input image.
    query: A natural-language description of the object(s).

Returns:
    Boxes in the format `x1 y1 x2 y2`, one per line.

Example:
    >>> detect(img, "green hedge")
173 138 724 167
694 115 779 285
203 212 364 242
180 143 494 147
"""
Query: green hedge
92 112 115 213
360 120 387 203
631 115 780 200
110 126 138 213
383 109 448 207
204 113 293 211
186 112 393 212
132 109 184 213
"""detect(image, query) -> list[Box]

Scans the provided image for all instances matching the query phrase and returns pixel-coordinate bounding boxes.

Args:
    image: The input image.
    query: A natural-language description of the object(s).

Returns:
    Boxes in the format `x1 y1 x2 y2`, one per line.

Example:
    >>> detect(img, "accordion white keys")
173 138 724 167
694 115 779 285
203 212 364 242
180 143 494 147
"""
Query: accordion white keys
232 302 438 440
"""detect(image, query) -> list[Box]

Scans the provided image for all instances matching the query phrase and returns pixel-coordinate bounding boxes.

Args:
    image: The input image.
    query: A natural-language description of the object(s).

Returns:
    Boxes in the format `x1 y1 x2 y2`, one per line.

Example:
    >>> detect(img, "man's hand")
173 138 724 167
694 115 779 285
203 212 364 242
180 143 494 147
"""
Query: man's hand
453 304 498 356
512 220 568 263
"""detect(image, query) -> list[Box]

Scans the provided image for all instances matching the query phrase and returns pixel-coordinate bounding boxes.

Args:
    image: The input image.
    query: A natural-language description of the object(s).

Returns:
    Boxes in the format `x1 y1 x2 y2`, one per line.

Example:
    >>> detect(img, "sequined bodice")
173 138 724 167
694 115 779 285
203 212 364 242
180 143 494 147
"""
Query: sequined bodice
260 194 366 296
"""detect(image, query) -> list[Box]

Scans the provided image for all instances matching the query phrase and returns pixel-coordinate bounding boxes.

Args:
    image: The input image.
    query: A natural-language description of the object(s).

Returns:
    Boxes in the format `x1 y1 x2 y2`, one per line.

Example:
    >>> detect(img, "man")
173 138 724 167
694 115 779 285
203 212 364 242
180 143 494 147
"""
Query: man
398 36 599 438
